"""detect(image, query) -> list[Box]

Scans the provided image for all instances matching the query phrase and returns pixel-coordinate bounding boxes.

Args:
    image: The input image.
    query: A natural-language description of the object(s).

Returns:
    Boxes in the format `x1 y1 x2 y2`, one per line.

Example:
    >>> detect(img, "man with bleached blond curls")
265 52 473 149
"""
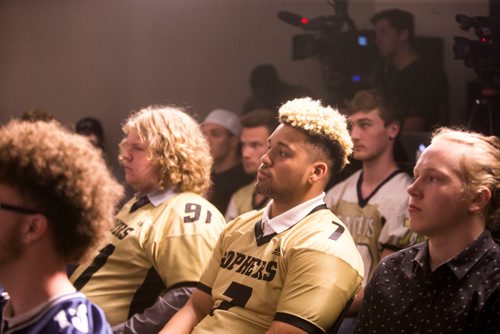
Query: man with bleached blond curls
70 106 226 334
160 97 364 334
0 120 123 333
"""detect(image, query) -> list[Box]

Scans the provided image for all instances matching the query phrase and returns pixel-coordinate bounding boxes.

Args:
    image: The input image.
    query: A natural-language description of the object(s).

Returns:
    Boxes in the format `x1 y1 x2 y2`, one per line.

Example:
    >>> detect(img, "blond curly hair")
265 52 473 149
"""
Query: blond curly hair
0 120 124 263
279 97 353 175
120 105 212 194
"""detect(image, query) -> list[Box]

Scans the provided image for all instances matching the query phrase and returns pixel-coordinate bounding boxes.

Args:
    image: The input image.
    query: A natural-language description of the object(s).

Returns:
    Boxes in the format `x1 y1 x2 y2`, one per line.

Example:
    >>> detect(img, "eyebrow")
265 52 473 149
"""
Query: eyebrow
268 136 291 147
350 117 374 123
413 166 445 176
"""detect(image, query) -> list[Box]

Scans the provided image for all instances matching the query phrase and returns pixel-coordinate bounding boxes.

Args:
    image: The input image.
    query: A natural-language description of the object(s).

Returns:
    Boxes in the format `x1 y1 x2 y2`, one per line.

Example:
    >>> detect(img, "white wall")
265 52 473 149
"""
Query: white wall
0 0 488 173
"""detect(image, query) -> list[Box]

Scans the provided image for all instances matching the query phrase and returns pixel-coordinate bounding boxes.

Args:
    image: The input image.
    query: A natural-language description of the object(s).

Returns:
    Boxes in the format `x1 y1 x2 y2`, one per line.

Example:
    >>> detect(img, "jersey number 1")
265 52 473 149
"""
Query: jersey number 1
183 203 212 224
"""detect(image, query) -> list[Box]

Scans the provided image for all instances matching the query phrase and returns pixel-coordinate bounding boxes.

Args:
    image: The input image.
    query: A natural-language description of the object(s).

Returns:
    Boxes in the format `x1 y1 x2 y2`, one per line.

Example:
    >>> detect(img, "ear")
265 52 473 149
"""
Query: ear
399 29 410 43
21 214 48 245
229 133 240 148
469 186 492 215
308 162 328 184
387 121 400 140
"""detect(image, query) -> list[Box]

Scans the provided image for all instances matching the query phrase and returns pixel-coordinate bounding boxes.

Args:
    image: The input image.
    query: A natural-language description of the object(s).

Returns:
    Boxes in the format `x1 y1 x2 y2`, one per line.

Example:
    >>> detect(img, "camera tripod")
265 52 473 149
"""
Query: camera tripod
466 86 499 136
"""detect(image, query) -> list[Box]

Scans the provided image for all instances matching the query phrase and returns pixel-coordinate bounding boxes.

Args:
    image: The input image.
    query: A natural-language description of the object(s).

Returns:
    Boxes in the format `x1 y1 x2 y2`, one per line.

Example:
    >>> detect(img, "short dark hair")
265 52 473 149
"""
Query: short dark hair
371 9 415 43
346 89 405 126
240 108 279 134
249 64 280 91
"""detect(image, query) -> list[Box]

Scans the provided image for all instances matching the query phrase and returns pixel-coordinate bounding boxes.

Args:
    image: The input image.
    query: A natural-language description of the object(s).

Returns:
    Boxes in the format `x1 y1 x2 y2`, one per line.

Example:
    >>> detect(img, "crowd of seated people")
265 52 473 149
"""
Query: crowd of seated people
0 8 498 334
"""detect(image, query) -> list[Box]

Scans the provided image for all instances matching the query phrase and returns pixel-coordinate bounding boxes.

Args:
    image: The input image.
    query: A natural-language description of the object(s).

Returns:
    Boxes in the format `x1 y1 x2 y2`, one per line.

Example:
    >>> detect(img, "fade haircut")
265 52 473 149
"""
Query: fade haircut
431 127 500 230
0 120 123 263
120 105 213 195
278 97 353 178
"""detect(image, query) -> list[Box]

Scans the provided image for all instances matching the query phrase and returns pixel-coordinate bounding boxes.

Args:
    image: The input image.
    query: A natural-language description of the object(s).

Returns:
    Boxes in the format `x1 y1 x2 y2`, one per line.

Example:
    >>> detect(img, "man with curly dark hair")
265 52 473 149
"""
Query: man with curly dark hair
0 119 124 333
70 105 226 334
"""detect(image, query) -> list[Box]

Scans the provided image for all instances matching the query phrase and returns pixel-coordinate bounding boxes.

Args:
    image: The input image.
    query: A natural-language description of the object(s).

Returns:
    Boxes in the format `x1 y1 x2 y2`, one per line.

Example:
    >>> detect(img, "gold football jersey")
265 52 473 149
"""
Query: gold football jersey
70 192 225 325
325 170 425 285
194 207 364 333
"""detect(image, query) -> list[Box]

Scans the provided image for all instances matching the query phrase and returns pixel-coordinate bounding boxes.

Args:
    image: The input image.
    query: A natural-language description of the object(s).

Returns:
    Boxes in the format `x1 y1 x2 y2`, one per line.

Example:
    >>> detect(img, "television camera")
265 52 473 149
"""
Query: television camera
453 1 500 135
278 0 378 104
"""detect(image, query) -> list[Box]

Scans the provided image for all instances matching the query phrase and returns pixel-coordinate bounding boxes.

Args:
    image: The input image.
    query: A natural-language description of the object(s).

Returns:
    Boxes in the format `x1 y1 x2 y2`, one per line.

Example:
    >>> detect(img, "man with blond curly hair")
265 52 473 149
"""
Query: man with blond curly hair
0 120 123 333
70 106 225 333
160 98 364 334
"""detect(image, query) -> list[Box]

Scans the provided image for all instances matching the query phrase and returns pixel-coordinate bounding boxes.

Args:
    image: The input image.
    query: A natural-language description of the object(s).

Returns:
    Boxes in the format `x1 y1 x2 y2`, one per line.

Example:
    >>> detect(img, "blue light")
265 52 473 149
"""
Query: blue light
351 74 361 82
358 36 367 46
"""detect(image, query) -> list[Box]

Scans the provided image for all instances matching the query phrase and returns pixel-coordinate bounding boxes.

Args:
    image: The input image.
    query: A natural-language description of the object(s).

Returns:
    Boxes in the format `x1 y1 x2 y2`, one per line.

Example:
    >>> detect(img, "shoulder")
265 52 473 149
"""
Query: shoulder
375 171 413 199
222 209 262 235
233 182 254 198
376 243 423 271
286 209 363 260
38 293 111 334
325 170 361 204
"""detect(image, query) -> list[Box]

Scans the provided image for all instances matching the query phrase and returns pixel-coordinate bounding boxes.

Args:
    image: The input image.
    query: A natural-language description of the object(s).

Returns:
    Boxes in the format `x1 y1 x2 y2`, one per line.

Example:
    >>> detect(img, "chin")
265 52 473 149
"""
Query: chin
409 220 429 236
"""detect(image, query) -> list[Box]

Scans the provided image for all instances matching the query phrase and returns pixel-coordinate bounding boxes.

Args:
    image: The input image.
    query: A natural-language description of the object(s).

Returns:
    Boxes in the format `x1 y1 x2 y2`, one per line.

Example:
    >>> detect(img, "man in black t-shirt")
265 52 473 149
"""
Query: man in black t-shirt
201 109 253 213
371 9 447 131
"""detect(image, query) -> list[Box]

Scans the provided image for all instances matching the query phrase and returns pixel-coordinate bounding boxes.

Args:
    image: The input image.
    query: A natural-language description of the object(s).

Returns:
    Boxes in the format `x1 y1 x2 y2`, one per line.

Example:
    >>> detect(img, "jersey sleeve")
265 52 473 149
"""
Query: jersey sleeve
275 244 363 333
198 229 226 294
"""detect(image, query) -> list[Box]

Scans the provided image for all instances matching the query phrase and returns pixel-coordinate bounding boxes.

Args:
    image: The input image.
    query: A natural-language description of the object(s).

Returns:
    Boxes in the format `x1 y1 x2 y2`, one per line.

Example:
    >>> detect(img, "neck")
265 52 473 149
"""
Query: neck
362 152 398 188
270 188 322 218
427 215 485 271
213 152 240 174
394 46 419 70
0 245 75 316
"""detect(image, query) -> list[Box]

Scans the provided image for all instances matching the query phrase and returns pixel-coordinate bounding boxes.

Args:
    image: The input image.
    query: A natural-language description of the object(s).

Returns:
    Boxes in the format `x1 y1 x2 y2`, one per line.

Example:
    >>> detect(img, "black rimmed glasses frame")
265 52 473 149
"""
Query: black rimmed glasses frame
0 202 41 215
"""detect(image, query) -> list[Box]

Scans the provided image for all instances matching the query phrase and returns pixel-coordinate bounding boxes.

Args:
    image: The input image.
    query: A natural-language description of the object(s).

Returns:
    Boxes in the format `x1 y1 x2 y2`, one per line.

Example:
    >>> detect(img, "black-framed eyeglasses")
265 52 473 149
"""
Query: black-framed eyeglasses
0 202 40 215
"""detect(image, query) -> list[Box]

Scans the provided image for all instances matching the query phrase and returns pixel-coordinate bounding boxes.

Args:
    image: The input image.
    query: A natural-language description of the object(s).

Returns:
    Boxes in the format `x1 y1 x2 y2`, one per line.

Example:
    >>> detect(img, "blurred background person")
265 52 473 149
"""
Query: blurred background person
0 120 123 333
325 89 425 333
371 9 448 132
201 108 253 214
225 108 278 221
242 64 313 115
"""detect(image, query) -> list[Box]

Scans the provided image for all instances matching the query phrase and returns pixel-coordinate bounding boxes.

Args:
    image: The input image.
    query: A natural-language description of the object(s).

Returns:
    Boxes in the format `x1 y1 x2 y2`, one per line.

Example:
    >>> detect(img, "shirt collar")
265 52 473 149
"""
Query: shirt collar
261 192 326 236
413 229 495 279
136 186 178 207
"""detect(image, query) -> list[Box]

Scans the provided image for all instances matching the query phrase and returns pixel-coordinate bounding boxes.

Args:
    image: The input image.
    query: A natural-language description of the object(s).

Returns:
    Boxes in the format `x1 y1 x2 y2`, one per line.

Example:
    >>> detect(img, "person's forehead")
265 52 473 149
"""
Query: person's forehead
348 108 382 122
269 124 306 144
417 140 466 174
375 19 395 31
126 131 146 145
0 183 22 202
201 122 228 132
242 126 269 138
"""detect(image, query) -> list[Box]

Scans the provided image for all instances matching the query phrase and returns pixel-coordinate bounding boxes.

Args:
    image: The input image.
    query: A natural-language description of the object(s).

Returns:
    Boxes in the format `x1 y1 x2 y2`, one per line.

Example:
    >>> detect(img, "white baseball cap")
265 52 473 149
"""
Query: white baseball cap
202 109 242 136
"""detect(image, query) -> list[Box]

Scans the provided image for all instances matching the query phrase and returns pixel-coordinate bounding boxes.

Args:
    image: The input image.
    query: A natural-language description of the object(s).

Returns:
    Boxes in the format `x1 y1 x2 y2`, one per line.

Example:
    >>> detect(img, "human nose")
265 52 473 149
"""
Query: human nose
350 125 360 140
260 149 272 167
407 177 420 198
122 148 132 161
242 145 251 159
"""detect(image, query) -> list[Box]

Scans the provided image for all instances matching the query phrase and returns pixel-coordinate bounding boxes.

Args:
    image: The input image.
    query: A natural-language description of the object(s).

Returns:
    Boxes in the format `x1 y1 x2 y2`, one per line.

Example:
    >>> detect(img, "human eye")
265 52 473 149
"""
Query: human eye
427 175 438 182
359 121 371 129
131 144 145 152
